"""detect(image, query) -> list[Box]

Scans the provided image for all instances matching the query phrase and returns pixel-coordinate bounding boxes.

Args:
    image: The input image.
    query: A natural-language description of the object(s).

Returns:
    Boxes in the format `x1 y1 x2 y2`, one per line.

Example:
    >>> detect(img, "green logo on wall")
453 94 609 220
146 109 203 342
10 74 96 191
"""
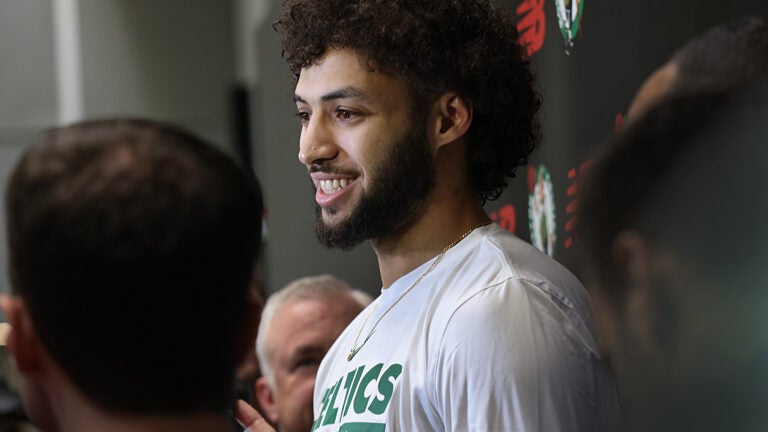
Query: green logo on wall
528 165 557 257
555 0 584 54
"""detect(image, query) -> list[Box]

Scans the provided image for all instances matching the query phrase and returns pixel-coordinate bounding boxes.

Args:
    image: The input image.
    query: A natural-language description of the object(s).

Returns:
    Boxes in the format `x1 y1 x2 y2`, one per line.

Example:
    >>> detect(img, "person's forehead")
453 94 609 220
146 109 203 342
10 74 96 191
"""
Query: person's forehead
294 48 408 102
270 296 358 336
267 296 360 358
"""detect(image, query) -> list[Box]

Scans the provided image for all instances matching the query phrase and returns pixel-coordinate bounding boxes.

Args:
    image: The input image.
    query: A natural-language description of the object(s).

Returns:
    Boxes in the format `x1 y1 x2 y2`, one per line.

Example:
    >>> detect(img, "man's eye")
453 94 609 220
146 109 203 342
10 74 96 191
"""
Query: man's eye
294 112 310 124
294 357 320 370
336 109 359 121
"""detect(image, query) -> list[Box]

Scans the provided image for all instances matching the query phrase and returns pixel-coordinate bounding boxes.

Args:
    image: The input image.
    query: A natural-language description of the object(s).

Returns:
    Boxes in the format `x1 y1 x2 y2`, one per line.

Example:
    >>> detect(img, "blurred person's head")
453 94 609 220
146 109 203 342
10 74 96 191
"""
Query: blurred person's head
579 87 768 431
255 275 370 432
628 16 768 121
1 119 263 431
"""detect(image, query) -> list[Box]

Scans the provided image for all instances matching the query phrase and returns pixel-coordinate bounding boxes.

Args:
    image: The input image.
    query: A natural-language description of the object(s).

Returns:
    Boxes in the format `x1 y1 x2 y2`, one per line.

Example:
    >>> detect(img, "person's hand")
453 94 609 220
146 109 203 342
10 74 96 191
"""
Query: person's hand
235 399 275 432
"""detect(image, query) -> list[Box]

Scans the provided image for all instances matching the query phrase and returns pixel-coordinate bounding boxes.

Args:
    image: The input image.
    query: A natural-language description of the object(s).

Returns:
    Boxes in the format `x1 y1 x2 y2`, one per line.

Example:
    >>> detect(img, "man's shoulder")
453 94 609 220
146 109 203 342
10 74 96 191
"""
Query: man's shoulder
429 224 594 341
450 224 586 300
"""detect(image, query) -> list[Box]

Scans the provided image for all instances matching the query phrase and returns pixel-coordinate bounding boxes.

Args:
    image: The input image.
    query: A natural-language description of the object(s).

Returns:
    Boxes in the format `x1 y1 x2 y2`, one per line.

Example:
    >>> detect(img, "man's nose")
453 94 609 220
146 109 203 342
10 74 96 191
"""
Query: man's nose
299 115 337 166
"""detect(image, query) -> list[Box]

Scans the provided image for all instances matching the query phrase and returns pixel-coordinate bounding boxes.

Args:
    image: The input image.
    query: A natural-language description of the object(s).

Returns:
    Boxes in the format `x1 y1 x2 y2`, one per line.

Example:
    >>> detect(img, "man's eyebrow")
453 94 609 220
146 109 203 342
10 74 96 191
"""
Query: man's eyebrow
292 345 324 357
322 86 368 101
293 86 369 103
283 345 325 366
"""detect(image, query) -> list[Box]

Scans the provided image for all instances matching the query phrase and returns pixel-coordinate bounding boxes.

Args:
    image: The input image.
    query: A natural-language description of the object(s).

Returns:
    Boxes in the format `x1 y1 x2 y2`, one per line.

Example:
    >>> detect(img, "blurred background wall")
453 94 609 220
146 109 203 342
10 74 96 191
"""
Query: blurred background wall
1 0 767 308
1 1 57 312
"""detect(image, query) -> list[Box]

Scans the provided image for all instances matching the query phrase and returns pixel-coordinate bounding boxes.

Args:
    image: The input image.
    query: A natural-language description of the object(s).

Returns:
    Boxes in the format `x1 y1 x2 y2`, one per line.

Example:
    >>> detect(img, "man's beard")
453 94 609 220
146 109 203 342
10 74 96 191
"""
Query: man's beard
314 122 435 250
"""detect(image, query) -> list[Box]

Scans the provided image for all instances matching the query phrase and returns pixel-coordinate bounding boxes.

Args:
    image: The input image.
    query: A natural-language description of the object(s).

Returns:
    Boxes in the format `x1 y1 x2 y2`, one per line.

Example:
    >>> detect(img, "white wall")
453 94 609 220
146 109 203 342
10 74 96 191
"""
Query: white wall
78 0 235 148
0 1 59 301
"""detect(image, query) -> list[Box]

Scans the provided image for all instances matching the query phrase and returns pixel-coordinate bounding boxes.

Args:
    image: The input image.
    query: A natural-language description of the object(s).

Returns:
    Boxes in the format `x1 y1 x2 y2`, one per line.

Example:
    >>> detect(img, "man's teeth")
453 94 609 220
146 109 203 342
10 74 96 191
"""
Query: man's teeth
320 178 351 194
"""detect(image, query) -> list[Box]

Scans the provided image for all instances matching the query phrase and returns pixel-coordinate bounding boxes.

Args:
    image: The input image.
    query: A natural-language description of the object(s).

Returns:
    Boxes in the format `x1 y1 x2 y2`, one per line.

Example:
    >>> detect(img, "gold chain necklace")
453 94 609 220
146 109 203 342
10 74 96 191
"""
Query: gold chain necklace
347 222 489 361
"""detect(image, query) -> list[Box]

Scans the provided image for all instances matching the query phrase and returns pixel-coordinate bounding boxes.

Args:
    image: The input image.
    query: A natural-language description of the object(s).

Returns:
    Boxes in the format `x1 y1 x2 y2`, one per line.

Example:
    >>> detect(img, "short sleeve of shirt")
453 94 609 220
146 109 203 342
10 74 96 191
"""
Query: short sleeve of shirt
431 278 604 432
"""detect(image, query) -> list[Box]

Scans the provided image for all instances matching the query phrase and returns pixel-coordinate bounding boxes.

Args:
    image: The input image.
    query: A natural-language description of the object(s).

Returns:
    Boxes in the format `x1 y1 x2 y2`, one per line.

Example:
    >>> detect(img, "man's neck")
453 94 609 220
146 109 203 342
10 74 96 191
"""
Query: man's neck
59 408 233 432
373 189 490 288
47 381 232 432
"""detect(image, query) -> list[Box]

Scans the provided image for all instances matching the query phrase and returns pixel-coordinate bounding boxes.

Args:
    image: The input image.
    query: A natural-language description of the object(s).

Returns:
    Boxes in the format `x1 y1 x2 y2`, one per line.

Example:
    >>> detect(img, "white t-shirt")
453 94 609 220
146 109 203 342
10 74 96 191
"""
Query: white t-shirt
312 224 618 431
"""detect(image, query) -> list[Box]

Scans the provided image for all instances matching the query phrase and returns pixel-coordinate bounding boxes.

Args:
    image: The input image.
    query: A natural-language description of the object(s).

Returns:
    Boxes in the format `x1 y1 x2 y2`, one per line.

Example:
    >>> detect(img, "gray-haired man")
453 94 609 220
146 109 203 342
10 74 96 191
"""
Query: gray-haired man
253 275 371 432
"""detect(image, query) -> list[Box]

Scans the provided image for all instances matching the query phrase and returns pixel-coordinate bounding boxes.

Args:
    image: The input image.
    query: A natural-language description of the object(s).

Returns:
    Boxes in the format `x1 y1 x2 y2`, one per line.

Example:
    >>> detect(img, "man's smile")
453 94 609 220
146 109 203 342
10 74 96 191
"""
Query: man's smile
318 177 353 194
310 171 360 207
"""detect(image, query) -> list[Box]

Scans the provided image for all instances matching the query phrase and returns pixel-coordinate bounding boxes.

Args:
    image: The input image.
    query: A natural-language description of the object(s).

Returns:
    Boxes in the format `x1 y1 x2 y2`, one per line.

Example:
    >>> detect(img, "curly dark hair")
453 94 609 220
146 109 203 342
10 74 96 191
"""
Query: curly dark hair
276 0 541 203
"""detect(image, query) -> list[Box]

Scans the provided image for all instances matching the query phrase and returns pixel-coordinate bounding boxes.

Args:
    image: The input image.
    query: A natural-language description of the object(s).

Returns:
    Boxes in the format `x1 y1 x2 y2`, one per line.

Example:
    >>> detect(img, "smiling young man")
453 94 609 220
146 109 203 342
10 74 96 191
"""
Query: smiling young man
254 0 618 430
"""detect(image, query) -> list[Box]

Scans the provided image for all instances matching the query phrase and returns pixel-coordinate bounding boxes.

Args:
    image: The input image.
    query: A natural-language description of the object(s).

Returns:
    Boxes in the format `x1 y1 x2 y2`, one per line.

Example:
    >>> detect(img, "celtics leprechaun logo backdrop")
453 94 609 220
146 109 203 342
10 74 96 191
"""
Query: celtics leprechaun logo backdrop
528 165 557 257
555 0 583 54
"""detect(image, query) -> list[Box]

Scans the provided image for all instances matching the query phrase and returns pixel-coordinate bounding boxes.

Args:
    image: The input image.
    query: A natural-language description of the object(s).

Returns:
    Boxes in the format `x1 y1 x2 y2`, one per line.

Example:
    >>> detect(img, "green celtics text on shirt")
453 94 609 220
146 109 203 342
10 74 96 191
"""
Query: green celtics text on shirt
312 362 403 432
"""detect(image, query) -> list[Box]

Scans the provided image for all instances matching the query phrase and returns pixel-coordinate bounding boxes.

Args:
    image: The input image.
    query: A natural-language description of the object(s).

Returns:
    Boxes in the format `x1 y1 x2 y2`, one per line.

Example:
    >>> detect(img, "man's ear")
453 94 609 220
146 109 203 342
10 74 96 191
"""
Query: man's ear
0 294 43 374
428 92 472 151
235 295 263 368
254 376 279 425
611 231 659 353
612 230 650 282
